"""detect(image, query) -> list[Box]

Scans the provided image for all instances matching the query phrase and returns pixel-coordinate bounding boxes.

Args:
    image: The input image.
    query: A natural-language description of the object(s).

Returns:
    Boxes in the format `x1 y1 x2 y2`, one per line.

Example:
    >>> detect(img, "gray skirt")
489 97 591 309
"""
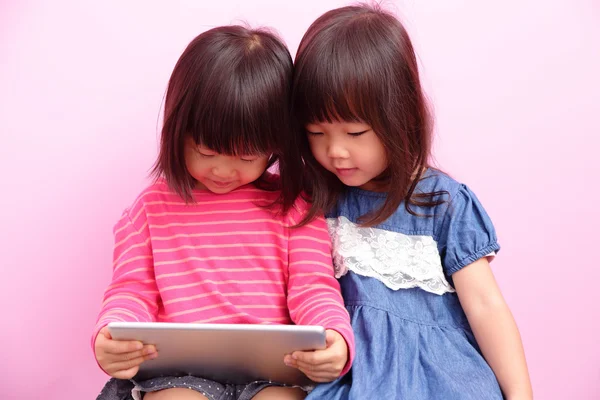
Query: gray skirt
96 376 300 400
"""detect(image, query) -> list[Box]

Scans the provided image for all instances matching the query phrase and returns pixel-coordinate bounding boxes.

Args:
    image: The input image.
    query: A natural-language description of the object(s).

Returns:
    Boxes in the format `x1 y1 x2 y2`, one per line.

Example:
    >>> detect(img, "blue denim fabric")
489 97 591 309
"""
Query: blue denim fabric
308 170 503 399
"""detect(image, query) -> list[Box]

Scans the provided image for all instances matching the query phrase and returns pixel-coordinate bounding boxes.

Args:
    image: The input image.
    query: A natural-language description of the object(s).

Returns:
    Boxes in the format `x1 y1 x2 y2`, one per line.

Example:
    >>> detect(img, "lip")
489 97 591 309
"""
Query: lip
210 180 234 188
335 168 358 177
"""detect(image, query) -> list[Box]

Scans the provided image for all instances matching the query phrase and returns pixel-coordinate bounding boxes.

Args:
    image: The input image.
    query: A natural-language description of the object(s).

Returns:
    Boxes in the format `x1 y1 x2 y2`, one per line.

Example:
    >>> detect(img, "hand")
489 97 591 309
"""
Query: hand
284 329 348 383
506 393 534 400
94 327 157 379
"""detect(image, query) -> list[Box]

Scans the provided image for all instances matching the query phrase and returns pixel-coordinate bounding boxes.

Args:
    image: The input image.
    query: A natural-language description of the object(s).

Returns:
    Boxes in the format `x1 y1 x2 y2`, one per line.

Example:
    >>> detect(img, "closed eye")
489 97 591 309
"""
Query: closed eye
348 129 369 137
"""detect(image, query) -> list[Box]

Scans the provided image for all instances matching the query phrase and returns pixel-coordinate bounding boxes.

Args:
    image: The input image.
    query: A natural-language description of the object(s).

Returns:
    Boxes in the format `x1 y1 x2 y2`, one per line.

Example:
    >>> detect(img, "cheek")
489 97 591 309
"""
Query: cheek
365 137 387 168
308 139 326 159
184 149 198 174
186 162 204 180
243 160 269 180
184 152 209 178
376 151 388 173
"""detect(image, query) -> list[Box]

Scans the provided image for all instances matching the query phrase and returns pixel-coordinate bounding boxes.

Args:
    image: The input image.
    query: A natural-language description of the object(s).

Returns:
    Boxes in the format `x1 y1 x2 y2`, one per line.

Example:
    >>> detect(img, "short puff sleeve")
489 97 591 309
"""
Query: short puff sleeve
437 184 500 276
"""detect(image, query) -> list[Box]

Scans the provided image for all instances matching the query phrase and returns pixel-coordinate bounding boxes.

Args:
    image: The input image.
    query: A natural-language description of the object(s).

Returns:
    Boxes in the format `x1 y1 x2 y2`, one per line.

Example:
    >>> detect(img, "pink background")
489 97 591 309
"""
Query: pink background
1 1 598 399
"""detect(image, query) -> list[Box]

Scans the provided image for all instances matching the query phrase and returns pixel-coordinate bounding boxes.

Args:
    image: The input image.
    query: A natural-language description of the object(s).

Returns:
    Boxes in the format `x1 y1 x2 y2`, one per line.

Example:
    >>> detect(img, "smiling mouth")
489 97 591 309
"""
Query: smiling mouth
335 168 358 176
211 180 234 187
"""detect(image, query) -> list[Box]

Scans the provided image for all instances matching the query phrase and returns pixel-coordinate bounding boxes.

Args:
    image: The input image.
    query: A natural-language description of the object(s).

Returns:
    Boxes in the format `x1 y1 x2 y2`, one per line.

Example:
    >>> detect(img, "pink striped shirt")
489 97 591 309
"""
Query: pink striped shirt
93 179 354 374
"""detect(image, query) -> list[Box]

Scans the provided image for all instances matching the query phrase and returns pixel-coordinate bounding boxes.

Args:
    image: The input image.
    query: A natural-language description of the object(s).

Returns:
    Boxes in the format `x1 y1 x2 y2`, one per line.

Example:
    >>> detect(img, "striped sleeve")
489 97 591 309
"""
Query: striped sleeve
285 199 355 375
91 205 159 349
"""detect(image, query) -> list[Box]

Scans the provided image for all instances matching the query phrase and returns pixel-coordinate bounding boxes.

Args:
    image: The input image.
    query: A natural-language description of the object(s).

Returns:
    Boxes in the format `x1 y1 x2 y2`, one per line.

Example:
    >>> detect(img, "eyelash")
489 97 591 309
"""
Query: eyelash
306 130 367 137
199 152 256 163
348 130 368 137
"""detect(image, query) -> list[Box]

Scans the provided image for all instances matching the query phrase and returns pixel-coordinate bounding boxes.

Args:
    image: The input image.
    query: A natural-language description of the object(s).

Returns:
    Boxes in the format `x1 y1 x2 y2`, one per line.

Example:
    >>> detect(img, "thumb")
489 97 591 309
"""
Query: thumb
101 326 112 340
325 329 341 347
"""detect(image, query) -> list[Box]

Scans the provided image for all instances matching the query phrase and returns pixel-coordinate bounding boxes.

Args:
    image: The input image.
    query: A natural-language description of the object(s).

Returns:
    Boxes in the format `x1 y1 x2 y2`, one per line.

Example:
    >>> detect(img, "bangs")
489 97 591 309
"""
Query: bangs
293 14 395 126
186 63 282 156
187 71 280 156
174 27 292 157
294 53 370 125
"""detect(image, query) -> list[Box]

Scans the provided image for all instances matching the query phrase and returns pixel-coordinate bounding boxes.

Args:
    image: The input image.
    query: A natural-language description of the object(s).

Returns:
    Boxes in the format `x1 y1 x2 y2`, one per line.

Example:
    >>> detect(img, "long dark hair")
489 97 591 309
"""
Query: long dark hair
152 25 299 213
291 4 446 226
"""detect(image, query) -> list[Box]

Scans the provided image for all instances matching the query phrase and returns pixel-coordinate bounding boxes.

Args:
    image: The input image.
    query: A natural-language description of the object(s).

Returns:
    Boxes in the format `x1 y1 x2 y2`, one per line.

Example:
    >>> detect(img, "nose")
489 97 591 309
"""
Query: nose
326 138 350 159
212 163 237 180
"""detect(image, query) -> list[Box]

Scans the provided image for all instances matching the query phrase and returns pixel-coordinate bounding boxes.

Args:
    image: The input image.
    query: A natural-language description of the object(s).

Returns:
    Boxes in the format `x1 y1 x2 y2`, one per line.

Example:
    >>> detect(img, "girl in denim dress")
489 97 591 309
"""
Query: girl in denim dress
283 4 533 399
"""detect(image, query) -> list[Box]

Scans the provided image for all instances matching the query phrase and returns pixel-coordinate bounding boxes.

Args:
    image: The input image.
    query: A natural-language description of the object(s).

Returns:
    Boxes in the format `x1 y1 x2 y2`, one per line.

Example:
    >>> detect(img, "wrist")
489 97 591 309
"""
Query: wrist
506 390 533 400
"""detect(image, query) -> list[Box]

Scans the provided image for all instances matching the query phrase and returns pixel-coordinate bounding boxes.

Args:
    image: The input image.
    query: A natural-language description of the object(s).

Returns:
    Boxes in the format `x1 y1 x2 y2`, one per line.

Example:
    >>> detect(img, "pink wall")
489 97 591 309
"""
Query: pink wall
1 1 598 399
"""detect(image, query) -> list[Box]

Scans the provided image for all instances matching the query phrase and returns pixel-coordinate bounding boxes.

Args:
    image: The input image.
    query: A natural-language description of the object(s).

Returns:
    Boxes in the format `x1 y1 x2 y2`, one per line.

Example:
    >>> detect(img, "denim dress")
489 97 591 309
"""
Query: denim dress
307 170 504 399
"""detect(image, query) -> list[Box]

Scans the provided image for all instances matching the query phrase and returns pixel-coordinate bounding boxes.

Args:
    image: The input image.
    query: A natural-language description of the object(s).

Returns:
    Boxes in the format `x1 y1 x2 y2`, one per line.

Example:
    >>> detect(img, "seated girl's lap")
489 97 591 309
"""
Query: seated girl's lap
252 386 306 400
142 386 306 400
144 388 208 399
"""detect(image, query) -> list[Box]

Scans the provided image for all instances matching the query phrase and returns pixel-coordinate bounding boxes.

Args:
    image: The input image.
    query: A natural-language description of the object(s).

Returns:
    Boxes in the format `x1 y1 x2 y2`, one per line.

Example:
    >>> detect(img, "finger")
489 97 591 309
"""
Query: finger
295 363 341 376
285 353 336 370
283 355 297 368
310 375 337 383
97 345 152 366
284 357 339 382
111 364 141 380
101 327 112 340
291 349 330 365
111 345 157 363
306 375 335 383
109 352 157 374
285 355 330 372
298 368 338 383
105 339 145 355
325 330 341 347
294 359 334 373
94 328 110 351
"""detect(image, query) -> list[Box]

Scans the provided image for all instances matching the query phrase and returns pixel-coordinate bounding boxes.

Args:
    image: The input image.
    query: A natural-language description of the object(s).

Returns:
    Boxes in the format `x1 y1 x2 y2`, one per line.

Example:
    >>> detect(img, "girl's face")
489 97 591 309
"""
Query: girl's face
305 120 388 191
184 137 270 194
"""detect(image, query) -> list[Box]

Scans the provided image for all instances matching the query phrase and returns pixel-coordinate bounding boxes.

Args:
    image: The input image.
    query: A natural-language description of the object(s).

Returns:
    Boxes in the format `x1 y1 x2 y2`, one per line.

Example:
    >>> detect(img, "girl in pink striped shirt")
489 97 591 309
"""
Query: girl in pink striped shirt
93 25 354 400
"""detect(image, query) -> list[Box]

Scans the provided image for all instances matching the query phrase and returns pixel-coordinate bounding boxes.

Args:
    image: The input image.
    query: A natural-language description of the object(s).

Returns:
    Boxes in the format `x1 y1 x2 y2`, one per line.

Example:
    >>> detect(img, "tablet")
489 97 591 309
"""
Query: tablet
107 322 326 386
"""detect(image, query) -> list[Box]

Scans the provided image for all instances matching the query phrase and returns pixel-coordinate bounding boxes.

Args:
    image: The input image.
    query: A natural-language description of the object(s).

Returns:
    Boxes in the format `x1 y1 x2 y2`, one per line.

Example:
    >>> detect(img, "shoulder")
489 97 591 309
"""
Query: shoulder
430 171 498 249
116 179 177 222
128 179 176 209
417 169 490 220
283 193 314 225
415 168 463 199
112 180 170 234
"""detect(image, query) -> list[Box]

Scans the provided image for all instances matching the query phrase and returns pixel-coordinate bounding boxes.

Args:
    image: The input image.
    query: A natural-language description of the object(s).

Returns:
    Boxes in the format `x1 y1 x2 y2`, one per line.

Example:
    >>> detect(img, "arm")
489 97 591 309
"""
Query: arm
453 258 533 400
92 210 160 377
284 210 355 381
94 210 159 337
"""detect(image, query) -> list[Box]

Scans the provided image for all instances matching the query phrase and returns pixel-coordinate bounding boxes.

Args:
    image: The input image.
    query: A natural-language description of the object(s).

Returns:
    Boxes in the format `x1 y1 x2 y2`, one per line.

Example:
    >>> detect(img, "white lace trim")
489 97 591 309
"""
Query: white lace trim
327 216 455 295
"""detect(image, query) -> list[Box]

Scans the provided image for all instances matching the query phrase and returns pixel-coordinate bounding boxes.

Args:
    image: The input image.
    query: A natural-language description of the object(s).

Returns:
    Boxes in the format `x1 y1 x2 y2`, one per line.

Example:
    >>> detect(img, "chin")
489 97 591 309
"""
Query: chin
340 179 367 188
